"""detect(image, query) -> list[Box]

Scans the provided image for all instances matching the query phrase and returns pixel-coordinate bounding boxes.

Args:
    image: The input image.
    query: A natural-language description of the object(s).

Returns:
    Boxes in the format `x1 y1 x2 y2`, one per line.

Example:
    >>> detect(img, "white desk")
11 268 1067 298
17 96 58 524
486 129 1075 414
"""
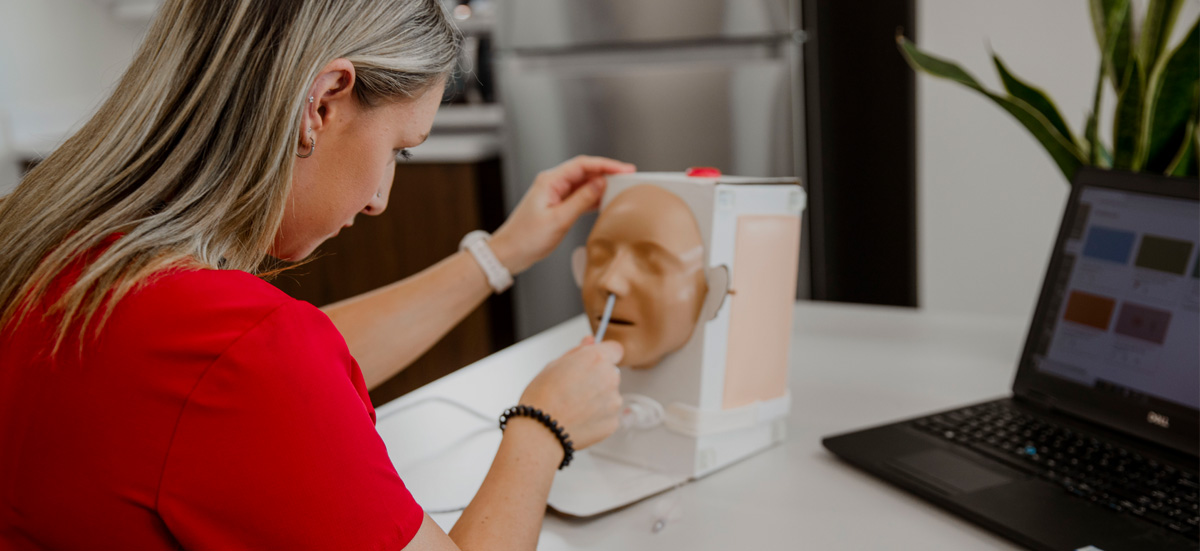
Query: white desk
375 301 1031 550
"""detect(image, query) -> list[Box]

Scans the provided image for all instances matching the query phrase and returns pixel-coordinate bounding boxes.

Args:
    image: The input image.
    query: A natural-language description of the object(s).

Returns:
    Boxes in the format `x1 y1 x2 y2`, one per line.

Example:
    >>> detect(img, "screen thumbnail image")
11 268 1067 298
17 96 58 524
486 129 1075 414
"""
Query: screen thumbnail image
1062 290 1116 331
1112 302 1172 345
1083 226 1137 265
1134 234 1194 276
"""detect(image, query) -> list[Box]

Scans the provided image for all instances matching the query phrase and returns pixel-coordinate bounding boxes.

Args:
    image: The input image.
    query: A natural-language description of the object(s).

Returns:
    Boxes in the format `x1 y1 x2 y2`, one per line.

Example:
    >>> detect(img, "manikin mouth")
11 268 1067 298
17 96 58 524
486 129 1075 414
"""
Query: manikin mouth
603 317 635 326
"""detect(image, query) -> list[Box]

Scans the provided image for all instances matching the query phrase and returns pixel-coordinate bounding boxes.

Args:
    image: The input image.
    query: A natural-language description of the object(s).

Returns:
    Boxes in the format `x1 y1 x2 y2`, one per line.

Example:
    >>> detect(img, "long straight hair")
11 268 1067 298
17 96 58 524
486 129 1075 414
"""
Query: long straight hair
0 0 461 349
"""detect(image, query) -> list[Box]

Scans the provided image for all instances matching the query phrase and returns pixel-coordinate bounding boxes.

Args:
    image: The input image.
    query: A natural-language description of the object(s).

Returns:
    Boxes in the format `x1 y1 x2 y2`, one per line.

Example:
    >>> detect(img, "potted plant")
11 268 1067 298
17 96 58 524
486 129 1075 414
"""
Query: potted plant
897 0 1198 181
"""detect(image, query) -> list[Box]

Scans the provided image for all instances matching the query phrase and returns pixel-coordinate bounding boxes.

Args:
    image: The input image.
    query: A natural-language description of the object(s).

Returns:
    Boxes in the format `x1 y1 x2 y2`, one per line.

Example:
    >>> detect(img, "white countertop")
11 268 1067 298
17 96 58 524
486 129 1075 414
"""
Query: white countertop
374 301 1031 550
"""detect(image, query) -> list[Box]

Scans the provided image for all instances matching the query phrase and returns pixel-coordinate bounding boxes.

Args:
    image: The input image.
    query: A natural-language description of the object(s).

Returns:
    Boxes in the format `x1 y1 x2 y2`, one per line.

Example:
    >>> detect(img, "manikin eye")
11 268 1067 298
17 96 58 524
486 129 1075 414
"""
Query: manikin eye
587 243 614 264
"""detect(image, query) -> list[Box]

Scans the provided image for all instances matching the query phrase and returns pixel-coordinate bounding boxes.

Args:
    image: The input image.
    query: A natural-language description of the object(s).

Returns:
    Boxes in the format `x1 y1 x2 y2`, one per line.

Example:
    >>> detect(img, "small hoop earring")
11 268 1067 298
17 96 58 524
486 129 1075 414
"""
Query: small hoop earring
296 132 316 158
296 100 315 158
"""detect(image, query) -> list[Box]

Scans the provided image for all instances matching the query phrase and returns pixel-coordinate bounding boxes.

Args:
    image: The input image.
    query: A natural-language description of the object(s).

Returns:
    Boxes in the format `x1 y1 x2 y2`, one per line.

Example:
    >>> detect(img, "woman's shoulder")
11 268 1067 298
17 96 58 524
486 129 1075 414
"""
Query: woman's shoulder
127 268 298 321
106 268 339 361
138 267 292 306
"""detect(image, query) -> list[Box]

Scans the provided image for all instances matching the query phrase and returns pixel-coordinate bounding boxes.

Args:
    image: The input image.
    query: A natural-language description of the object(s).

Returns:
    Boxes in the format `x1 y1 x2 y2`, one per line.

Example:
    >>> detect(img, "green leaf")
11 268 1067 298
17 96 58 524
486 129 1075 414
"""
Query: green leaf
1090 0 1118 51
1138 18 1200 172
993 53 1078 147
1086 111 1101 164
1096 140 1114 168
897 35 1086 182
1164 115 1196 177
1091 0 1135 90
1139 0 1186 73
1112 61 1144 169
1087 58 1106 165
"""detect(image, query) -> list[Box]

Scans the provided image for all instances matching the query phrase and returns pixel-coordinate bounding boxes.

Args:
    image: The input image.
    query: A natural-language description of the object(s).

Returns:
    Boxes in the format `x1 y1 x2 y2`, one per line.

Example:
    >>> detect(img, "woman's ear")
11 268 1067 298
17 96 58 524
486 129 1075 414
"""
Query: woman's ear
699 264 730 321
304 58 357 135
571 246 587 288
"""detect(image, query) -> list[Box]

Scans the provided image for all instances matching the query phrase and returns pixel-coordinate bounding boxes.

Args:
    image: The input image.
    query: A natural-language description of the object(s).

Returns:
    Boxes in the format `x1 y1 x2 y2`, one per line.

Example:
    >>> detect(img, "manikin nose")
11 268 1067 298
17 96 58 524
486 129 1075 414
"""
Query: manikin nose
597 250 635 296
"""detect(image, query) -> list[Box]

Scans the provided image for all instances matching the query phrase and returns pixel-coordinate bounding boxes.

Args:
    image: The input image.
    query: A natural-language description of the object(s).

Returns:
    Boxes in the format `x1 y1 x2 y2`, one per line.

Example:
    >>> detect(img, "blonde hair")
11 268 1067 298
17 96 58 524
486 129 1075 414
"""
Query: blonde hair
0 0 461 349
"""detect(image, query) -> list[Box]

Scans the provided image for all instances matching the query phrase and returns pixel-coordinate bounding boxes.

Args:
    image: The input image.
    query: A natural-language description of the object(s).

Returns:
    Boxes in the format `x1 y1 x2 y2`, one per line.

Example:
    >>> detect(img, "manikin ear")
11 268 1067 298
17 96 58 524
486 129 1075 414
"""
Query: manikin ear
571 246 587 288
699 265 730 322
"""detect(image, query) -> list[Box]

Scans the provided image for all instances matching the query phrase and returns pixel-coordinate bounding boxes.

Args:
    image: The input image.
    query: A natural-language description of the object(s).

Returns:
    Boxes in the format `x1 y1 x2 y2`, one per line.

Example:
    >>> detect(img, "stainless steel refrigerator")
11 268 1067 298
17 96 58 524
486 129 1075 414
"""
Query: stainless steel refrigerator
495 0 806 338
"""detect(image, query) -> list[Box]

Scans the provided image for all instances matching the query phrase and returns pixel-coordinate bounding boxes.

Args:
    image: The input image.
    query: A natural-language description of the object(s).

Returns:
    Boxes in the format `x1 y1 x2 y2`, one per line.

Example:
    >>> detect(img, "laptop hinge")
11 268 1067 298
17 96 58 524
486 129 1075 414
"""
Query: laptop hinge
1016 389 1055 412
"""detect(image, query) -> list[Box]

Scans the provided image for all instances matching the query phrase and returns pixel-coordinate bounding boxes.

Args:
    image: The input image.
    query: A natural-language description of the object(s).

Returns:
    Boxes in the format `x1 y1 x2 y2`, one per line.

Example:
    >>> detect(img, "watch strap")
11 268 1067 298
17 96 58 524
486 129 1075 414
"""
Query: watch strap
461 231 513 293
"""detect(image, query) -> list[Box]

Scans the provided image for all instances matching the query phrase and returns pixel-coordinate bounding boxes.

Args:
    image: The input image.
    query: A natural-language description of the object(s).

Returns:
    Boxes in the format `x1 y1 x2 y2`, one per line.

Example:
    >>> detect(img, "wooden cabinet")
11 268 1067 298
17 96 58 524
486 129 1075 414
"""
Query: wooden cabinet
270 159 514 407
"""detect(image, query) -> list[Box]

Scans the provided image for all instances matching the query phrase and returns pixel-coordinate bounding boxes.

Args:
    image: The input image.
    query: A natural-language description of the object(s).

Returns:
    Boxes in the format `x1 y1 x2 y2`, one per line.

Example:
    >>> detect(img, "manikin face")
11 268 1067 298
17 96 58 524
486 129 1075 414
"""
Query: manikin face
582 185 708 369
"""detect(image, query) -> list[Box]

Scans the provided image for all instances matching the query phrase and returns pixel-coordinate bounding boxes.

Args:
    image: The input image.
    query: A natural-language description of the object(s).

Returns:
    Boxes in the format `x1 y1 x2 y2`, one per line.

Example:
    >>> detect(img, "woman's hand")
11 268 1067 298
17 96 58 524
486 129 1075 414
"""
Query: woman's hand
490 155 636 275
518 336 624 451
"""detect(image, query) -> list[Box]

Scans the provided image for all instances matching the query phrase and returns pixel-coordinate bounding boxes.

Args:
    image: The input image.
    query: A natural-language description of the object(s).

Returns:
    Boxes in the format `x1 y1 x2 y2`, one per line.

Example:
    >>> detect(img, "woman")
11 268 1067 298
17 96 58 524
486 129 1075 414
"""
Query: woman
0 1 632 549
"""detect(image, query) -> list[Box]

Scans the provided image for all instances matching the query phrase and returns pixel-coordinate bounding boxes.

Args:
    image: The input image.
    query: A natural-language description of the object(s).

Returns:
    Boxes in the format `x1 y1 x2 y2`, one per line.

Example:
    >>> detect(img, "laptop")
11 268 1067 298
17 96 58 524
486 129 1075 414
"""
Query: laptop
823 168 1199 551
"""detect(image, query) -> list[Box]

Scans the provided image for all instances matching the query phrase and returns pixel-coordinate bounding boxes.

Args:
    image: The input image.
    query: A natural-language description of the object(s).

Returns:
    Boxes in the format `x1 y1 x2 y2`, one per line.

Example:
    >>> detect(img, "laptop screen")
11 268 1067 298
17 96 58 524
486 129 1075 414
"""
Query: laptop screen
1016 171 1199 453
1028 187 1199 409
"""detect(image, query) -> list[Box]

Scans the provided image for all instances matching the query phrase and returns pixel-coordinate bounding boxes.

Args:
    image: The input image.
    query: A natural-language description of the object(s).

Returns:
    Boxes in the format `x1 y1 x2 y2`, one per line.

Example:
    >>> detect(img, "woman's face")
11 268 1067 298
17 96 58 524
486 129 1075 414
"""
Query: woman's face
273 80 445 261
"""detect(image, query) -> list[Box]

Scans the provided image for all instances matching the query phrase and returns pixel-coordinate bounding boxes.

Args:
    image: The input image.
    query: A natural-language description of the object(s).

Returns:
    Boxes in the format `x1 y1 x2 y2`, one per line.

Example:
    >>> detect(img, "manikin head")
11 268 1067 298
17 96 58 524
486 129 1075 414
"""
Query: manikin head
581 185 708 369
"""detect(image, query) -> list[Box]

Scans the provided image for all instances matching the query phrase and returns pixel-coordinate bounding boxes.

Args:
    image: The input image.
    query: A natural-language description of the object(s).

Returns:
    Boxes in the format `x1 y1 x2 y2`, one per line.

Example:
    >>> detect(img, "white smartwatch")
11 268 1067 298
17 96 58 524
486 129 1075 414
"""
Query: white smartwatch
459 230 514 294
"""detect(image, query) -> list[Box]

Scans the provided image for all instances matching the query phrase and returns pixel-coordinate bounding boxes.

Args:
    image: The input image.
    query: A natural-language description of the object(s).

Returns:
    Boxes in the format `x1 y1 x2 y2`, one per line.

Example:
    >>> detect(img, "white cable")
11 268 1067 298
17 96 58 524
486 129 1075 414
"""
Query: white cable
379 396 497 515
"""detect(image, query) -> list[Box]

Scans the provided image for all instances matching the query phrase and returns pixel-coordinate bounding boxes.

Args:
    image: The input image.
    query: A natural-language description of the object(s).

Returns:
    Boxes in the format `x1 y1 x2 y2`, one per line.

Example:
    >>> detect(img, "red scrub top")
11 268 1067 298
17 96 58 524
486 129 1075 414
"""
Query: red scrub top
0 266 425 549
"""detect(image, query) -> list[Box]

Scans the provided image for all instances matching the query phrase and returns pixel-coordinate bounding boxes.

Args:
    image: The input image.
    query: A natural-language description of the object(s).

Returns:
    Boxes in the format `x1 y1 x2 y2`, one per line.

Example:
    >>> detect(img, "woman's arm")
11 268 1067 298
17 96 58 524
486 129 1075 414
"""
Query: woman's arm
402 339 623 551
403 420 580 549
322 156 635 390
321 246 499 390
447 418 564 550
402 421 576 551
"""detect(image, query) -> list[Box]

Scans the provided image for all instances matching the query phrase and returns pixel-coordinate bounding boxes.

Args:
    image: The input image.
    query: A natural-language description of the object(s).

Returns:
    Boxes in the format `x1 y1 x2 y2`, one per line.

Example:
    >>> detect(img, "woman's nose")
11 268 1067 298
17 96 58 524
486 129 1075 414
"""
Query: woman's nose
363 188 388 216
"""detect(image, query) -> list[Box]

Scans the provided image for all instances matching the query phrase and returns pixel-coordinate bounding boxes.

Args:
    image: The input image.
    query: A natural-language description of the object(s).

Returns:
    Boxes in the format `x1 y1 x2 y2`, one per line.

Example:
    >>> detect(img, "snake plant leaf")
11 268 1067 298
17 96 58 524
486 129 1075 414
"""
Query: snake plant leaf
1087 55 1107 165
1085 111 1114 168
993 54 1078 148
1112 61 1145 170
1096 141 1114 168
1090 0 1135 90
1138 18 1199 172
898 35 1086 181
1164 115 1197 177
1086 110 1101 164
1139 0 1186 73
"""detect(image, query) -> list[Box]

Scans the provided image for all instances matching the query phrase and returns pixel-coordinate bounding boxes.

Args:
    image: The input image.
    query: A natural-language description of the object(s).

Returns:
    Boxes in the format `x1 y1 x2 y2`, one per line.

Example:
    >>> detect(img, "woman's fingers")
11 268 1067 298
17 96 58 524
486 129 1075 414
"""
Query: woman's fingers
519 339 625 450
594 340 624 365
543 156 635 201
489 155 635 275
554 177 606 225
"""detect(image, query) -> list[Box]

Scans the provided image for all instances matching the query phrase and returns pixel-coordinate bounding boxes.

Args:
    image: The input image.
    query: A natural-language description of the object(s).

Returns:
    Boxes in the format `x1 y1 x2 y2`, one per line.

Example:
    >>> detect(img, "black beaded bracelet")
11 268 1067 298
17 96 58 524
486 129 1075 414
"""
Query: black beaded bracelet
499 404 575 470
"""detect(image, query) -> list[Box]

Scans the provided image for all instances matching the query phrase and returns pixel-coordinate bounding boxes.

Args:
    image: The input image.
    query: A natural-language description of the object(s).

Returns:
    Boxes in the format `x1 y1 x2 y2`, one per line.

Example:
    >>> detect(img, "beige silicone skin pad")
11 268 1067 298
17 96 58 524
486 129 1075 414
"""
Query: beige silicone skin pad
722 214 802 409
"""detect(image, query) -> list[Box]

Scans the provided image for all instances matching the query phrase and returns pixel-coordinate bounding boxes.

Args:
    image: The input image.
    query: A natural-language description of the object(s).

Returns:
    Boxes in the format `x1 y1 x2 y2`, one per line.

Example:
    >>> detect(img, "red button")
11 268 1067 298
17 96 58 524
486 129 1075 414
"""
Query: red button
685 167 722 178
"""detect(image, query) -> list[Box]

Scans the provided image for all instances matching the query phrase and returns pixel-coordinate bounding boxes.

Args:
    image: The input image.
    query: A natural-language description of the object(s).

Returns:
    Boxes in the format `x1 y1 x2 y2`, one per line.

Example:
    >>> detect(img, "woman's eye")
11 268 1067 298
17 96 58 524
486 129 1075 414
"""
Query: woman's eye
395 149 413 161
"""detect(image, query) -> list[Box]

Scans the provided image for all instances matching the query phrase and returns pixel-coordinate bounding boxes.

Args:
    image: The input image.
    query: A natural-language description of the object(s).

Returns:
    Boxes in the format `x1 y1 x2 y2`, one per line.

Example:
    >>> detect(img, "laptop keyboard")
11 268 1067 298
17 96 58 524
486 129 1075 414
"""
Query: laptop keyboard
911 401 1199 541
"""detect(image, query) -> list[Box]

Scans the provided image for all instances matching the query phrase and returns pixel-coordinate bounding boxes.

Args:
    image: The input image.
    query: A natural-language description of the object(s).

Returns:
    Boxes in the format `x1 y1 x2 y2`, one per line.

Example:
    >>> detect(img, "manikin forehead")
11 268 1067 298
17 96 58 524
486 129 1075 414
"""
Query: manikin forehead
589 185 704 259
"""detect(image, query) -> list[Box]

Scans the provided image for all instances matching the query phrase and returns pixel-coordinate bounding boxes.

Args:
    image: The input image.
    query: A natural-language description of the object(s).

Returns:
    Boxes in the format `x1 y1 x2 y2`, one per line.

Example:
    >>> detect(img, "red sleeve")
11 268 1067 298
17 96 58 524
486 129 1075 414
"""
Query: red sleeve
156 299 425 550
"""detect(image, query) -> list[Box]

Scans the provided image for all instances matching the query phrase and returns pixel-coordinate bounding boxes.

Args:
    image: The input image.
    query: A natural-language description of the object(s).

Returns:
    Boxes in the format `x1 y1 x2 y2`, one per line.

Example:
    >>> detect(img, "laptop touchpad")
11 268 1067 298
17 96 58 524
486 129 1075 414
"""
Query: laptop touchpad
889 449 1014 495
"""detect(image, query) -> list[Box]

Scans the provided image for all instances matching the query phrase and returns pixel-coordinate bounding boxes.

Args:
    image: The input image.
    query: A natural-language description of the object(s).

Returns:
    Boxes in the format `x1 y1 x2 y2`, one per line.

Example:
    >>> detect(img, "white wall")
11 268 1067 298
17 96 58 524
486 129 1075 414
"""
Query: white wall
917 0 1199 321
0 0 149 195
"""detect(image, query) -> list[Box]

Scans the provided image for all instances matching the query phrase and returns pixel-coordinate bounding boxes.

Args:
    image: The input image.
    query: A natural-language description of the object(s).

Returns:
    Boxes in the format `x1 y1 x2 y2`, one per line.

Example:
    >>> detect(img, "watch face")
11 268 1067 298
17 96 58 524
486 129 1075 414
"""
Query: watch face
461 230 489 250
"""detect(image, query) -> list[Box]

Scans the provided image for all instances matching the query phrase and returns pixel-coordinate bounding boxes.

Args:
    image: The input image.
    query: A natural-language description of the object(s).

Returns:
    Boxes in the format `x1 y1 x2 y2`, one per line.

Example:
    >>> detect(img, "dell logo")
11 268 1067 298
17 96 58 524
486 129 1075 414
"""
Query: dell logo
1147 411 1170 428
